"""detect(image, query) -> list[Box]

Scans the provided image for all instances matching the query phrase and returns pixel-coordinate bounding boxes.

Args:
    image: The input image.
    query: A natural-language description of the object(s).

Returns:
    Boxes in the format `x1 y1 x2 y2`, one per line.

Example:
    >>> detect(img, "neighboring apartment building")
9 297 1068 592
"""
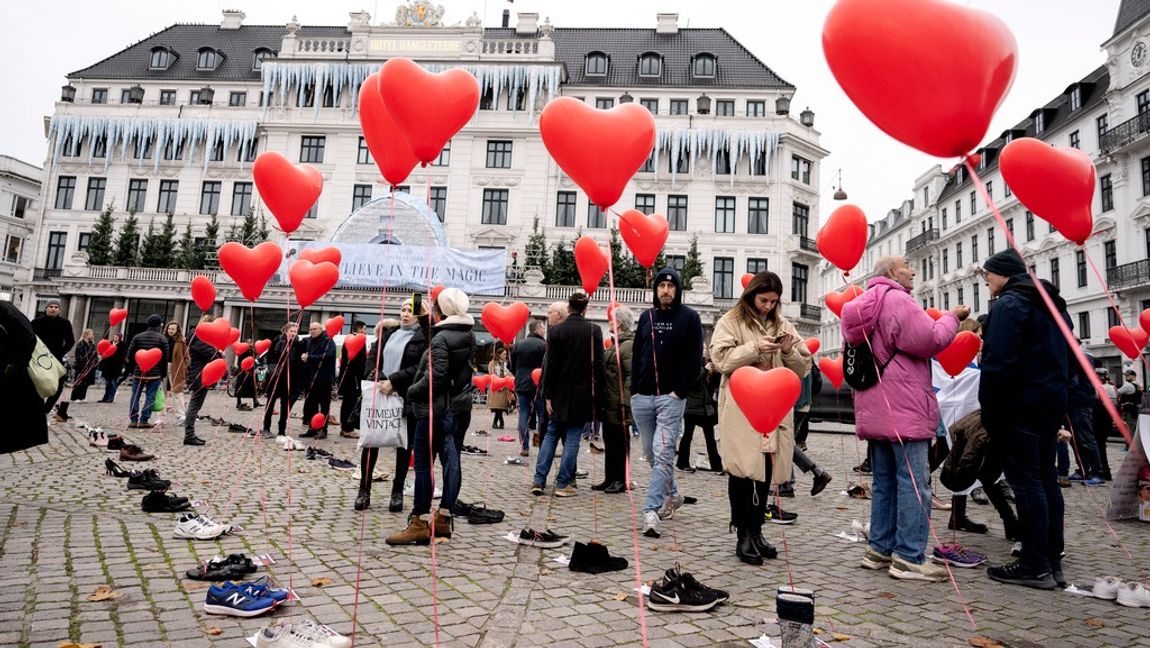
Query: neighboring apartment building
24 4 828 340
0 155 40 303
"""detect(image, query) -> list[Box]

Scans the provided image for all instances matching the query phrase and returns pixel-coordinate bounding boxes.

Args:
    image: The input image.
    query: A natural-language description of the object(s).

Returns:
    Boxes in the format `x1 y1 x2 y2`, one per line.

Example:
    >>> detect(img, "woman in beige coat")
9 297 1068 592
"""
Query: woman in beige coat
711 271 811 565
487 346 511 429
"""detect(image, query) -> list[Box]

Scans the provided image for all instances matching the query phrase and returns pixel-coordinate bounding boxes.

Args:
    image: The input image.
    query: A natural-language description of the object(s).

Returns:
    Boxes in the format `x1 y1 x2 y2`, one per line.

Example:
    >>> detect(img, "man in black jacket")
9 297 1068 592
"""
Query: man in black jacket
125 314 169 429
532 291 605 498
299 321 337 440
338 320 368 439
32 299 75 417
182 314 223 446
632 268 703 538
511 319 546 457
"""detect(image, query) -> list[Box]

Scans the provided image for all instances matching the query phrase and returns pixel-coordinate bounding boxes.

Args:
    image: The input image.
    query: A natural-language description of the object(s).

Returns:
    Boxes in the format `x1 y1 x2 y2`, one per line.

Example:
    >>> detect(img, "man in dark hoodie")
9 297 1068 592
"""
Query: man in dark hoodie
511 319 547 457
979 248 1071 590
182 314 223 446
124 314 169 429
32 299 75 418
632 267 703 538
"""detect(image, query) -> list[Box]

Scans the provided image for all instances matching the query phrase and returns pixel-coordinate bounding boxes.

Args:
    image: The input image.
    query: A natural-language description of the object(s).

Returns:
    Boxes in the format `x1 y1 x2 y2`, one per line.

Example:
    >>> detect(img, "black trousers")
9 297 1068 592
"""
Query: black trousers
302 382 333 430
602 420 630 484
263 393 294 435
340 389 361 431
389 414 419 495
1092 404 1113 479
728 453 773 530
678 417 722 470
45 376 66 413
793 409 811 446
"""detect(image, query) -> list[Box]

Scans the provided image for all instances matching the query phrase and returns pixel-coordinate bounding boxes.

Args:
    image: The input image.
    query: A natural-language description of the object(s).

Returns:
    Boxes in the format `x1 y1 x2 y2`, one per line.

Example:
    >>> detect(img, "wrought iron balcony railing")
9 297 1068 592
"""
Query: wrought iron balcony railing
1106 259 1150 290
907 229 939 254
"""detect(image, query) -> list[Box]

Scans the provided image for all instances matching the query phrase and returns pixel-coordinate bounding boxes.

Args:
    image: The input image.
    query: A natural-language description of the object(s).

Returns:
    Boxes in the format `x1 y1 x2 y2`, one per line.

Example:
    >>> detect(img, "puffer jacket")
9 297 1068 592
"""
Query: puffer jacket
603 330 634 426
186 336 222 392
407 322 475 419
840 276 959 442
940 409 1000 492
125 328 169 380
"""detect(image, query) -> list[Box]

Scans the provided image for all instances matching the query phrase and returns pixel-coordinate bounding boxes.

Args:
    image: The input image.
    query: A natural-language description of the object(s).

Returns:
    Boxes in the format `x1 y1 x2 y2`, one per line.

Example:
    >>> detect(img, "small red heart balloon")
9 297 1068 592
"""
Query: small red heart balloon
232 342 250 355
378 58 480 164
729 367 803 436
818 356 844 390
541 99 657 210
481 302 531 345
298 246 342 268
97 339 115 359
200 358 228 387
109 308 128 326
290 260 341 309
825 285 865 318
617 208 670 268
604 337 614 350
359 71 419 187
255 339 272 355
228 327 241 346
1140 308 1150 334
816 204 869 274
195 318 233 351
473 374 491 391
740 273 754 290
431 285 445 303
804 338 820 355
1000 138 1096 246
574 236 609 294
925 308 944 321
935 331 982 377
252 151 323 235
310 413 327 430
190 275 216 312
217 241 283 302
135 348 162 373
325 315 345 339
531 368 542 387
241 357 256 372
1109 325 1149 360
823 0 1017 158
344 333 366 360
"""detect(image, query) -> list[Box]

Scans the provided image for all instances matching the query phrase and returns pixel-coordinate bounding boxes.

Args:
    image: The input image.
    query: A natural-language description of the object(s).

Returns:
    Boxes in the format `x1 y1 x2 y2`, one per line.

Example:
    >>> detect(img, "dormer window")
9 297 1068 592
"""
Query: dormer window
149 47 175 70
197 48 222 71
252 48 273 71
585 52 608 77
638 53 662 77
692 53 716 78
1070 86 1082 111
1035 112 1045 134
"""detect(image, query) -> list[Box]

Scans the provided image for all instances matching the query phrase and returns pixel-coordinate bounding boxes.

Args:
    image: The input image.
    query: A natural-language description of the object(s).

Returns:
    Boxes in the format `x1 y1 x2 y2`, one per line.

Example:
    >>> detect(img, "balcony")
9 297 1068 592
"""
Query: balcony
1106 259 1150 290
799 236 819 253
1100 111 1150 153
800 304 821 321
33 268 61 281
906 229 939 254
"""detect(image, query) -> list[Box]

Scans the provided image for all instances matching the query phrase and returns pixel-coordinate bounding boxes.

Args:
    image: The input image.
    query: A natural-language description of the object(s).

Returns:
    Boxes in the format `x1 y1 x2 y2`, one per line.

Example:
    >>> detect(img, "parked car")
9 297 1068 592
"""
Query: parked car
808 384 855 426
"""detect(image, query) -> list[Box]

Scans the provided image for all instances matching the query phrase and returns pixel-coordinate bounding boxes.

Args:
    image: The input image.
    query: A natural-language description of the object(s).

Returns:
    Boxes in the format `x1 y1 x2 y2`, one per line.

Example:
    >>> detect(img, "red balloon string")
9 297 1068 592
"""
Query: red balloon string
1084 253 1150 376
773 485 796 592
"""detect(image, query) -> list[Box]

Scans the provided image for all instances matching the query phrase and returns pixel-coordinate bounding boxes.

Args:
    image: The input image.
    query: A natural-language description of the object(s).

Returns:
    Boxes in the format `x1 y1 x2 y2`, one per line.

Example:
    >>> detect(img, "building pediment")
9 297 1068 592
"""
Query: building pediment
472 228 516 245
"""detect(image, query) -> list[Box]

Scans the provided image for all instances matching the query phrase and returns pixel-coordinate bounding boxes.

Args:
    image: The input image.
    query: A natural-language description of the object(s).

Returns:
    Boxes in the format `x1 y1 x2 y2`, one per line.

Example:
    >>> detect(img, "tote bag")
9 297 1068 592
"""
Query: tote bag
28 336 67 400
358 381 406 449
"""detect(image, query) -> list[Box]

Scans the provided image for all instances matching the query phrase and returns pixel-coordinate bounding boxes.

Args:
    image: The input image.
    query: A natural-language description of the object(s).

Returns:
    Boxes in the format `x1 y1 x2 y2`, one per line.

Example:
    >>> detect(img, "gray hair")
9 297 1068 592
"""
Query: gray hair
874 256 901 278
612 305 635 333
529 319 546 335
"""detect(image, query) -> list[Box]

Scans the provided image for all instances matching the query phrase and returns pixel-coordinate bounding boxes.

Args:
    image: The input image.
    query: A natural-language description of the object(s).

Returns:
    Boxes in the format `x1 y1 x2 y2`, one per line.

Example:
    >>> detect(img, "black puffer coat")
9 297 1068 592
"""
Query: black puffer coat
407 322 475 419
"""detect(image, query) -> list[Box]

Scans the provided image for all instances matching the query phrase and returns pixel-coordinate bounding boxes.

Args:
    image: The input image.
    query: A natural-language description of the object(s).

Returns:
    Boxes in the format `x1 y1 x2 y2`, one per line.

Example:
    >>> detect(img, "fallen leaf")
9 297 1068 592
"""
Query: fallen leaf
311 578 334 587
835 507 849 511
519 510 530 516
813 628 823 635
666 544 683 553
612 591 628 601
203 627 223 636
201 481 213 486
831 632 851 641
86 586 122 602
58 643 102 648
1084 618 1104 628
650 545 659 551
876 591 895 599
969 637 1005 648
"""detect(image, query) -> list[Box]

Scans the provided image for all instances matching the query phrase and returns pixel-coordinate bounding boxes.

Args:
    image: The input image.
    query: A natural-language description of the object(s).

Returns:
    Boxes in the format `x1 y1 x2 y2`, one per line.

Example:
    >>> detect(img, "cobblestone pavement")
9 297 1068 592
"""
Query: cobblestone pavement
0 393 1147 648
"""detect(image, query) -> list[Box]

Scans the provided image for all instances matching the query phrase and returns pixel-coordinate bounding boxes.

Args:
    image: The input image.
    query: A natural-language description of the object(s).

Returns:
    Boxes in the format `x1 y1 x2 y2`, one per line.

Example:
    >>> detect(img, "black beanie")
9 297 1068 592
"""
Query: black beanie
982 249 1026 277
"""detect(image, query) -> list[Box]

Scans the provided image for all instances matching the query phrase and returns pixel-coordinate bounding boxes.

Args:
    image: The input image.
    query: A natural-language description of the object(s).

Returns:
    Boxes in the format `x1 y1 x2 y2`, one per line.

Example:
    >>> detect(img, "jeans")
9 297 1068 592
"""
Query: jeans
999 424 1064 574
102 377 119 403
532 420 583 489
183 388 208 440
1092 404 1113 478
128 378 162 424
632 394 686 513
391 414 418 495
868 439 932 564
793 408 811 446
440 409 471 514
413 411 470 516
516 391 537 450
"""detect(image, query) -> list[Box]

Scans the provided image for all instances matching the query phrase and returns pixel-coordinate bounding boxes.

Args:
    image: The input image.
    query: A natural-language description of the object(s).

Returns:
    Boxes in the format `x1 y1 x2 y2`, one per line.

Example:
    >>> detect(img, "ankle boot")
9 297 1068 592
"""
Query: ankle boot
389 482 405 512
810 467 833 496
385 514 430 546
749 525 778 559
354 485 371 511
432 509 453 538
56 402 71 421
947 496 989 533
735 526 763 565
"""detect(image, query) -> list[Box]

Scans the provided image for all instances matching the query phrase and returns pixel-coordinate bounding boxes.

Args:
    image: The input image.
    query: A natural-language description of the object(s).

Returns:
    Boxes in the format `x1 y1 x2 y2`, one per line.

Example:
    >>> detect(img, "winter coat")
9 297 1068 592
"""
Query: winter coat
31 314 74 362
99 342 125 380
125 328 169 380
0 301 47 454
511 333 546 393
265 334 303 398
369 318 430 417
186 336 222 392
337 340 367 397
711 309 810 484
167 337 188 393
233 349 257 398
940 409 1001 492
684 366 720 425
979 275 1072 433
72 340 97 386
841 276 958 443
407 322 475 419
542 313 606 425
632 267 704 398
300 333 337 387
603 330 634 426
487 358 511 411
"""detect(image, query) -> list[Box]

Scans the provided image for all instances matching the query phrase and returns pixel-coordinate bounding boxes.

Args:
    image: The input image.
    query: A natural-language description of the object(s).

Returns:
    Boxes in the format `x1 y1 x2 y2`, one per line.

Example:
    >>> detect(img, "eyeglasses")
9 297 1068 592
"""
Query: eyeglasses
975 268 989 280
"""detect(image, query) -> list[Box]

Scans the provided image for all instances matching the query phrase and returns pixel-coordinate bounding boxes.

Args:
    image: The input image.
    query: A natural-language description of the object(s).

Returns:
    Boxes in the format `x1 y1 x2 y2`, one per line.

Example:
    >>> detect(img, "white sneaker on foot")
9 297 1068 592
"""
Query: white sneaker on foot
887 555 948 582
642 510 661 538
658 494 685 520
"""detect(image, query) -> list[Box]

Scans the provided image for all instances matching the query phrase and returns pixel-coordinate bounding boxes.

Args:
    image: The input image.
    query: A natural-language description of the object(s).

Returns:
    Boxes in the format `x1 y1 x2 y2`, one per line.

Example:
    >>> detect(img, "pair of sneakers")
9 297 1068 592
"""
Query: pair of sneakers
255 620 350 648
861 546 949 582
1094 576 1150 607
647 565 729 612
203 579 285 617
517 528 569 549
173 512 230 540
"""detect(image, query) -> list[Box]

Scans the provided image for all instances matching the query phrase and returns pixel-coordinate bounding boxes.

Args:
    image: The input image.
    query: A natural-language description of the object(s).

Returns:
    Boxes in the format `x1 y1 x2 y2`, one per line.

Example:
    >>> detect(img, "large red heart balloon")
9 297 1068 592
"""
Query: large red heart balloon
298 246 342 268
729 366 803 436
200 358 228 387
190 276 216 312
823 0 1017 158
1000 138 1096 245
574 236 609 294
472 374 491 391
232 342 250 356
741 273 754 290
804 338 821 355
252 151 323 235
617 209 669 268
344 333 366 360
255 339 272 356
135 348 162 373
1109 325 1149 360
289 260 340 309
241 357 256 372
935 331 982 377
378 57 479 164
358 71 419 187
325 315 345 339
195 318 233 351
825 285 865 318
531 368 542 387
481 302 531 345
97 340 115 359
217 241 283 302
818 356 844 390
541 99 657 210
1141 308 1150 334
817 204 868 274
109 308 128 326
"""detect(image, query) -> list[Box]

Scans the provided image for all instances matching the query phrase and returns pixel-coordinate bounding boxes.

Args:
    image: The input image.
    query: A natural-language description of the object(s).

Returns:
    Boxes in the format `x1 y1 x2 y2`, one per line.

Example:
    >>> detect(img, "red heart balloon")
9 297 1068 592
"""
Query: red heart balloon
617 208 670 268
473 374 491 391
729 366 803 436
378 58 479 164
241 357 256 372
574 236 609 294
190 276 216 312
541 99 657 210
109 308 128 326
818 356 844 390
531 368 542 387
232 342 250 355
325 315 345 339
252 151 323 235
217 241 283 302
481 302 531 345
1141 308 1150 334
804 338 821 355
823 0 1017 157
310 413 327 430
604 337 614 350
358 71 419 187
97 339 115 359
255 339 272 356
1109 325 1149 360
431 285 445 303
825 285 865 318
289 260 340 309
135 348 162 373
1000 138 1096 245
298 246 342 268
228 327 241 347
935 331 982 377
195 318 233 351
740 273 754 290
344 333 366 360
200 358 228 387
817 204 869 274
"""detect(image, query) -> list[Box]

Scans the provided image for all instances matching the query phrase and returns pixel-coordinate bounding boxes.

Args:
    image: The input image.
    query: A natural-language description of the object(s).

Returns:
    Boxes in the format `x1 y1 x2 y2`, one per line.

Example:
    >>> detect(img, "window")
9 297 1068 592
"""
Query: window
555 192 576 227
595 97 615 110
665 255 686 272
1005 181 1012 197
748 198 769 234
505 89 527 111
350 184 373 211
971 234 979 264
791 262 809 303
792 202 810 237
751 152 767 176
943 292 950 310
429 187 447 222
321 86 335 108
88 135 106 159
252 49 273 71
587 203 606 228
157 180 178 214
972 282 980 311
1142 157 1150 198
1146 226 1150 259
635 194 655 215
119 89 132 104
924 186 931 205
123 179 147 214
956 241 963 267
942 248 949 274
747 258 768 274
954 200 961 224
486 140 512 168
5 235 21 263
1078 312 1091 340
1075 250 1087 287
1035 112 1045 134
639 151 655 173
11 195 27 219
231 182 252 216
478 87 495 111
942 207 948 230
1139 90 1150 115
90 88 108 104
357 137 372 165
150 48 173 70
228 92 246 107
1025 211 1035 241
969 191 977 215
714 197 736 233
239 137 258 163
84 177 106 211
1100 174 1113 211
1097 114 1109 141
305 201 318 220
987 227 996 255
431 140 451 167
1070 87 1082 111
670 99 689 115
693 54 716 78
585 53 608 76
46 232 67 270
300 136 325 164
716 100 735 116
640 98 659 114
1069 130 1080 149
161 138 185 160
747 100 765 117
667 195 688 231
299 84 315 108
1108 308 1120 328
1006 218 1014 240
985 181 993 201
197 48 220 70
639 54 661 77
1050 258 1060 289
198 181 221 215
957 286 964 306
790 156 811 184
55 176 76 209
668 149 689 174
481 189 509 225
715 149 731 174
1104 240 1117 270
713 257 734 299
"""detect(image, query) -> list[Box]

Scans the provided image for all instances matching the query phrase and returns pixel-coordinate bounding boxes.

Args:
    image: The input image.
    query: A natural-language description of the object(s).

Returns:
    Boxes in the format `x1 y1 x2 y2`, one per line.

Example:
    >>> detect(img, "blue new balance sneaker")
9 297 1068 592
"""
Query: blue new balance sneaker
204 583 278 617
222 576 290 603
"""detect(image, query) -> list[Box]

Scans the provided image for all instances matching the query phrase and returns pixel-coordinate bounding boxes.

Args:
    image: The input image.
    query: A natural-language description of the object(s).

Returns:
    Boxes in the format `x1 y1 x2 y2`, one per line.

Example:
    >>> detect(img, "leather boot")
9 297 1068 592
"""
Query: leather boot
385 514 430 546
947 496 988 533
736 526 763 565
749 525 778 560
432 509 453 538
354 486 371 511
56 402 71 421
810 468 833 497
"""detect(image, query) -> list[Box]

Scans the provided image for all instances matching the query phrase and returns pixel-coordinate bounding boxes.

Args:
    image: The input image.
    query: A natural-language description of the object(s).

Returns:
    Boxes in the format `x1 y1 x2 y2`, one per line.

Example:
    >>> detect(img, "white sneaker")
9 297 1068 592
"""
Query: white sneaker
888 555 948 582
642 510 660 538
294 620 351 648
1093 576 1123 600
173 513 226 540
1116 581 1150 608
255 624 335 648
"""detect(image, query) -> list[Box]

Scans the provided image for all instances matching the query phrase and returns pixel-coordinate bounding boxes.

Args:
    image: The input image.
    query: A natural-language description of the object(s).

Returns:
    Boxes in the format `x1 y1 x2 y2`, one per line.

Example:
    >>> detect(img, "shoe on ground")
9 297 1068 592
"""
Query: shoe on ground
204 583 278 617
254 623 333 648
1083 476 1106 486
931 495 952 510
574 468 589 479
860 545 891 570
888 555 949 582
554 485 578 498
432 510 453 538
354 488 370 512
1093 576 1123 600
530 483 544 496
777 484 795 498
519 449 529 457
947 516 989 534
386 515 431 546
328 457 355 471
647 575 720 612
764 504 797 525
1057 476 1072 488
517 528 569 549
986 560 1057 590
236 404 253 411
339 430 359 439
665 566 729 604
496 435 516 442
1116 581 1150 608
568 541 628 574
120 444 154 462
299 429 319 439
852 520 871 541
186 560 248 582
852 459 872 474
388 493 404 513
591 481 609 491
127 469 170 491
931 543 987 568
292 620 351 648
174 513 227 540
676 464 697 473
466 505 504 525
141 491 191 513
811 472 833 496
184 436 206 446
658 494 686 520
604 481 627 494
642 510 661 538
106 435 125 451
1067 471 1085 482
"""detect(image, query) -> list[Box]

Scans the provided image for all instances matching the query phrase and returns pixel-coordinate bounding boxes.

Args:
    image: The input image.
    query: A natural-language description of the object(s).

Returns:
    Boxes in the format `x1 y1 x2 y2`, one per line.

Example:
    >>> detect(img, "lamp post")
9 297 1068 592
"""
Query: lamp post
60 84 76 103
198 86 215 105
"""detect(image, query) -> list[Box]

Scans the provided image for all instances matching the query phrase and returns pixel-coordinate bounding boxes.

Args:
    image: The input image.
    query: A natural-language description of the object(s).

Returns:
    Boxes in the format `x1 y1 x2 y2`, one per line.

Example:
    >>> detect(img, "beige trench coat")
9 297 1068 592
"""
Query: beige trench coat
710 311 811 484
487 359 510 411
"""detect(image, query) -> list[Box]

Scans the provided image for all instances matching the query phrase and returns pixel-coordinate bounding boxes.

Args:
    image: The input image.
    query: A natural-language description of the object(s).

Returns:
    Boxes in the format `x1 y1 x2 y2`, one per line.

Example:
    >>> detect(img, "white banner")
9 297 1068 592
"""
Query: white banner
279 242 507 296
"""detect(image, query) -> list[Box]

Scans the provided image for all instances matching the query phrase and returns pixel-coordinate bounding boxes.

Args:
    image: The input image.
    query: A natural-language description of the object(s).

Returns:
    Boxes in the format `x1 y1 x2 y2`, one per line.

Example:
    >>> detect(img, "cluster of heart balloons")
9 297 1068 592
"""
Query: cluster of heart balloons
213 241 343 310
1109 308 1150 360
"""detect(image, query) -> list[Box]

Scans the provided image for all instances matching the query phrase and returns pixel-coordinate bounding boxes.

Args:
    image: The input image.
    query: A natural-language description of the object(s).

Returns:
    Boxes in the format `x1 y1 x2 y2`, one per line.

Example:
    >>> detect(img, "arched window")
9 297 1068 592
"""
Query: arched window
638 53 662 77
693 54 716 78
149 47 174 70
252 48 274 71
585 52 608 77
197 48 221 71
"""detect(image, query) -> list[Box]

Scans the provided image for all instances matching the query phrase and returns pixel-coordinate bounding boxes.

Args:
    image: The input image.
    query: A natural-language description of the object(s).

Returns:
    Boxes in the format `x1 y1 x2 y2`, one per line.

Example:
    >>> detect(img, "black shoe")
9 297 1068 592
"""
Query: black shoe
185 560 248 581
665 566 729 604
603 481 627 494
300 429 318 438
852 459 872 475
676 464 697 473
591 481 610 491
765 504 797 525
467 505 505 525
1051 564 1067 589
389 493 404 513
236 403 252 411
811 472 833 497
736 527 763 566
227 423 248 433
569 541 628 574
947 516 989 534
104 458 130 478
986 560 1057 590
777 484 795 498
106 436 126 451
127 469 170 491
141 491 192 513
183 436 206 446
354 487 370 511
647 576 720 612
749 527 778 560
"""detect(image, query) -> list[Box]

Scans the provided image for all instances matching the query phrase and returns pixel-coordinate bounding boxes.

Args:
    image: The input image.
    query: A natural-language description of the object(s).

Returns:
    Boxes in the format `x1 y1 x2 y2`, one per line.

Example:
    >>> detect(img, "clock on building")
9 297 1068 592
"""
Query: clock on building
1132 41 1147 67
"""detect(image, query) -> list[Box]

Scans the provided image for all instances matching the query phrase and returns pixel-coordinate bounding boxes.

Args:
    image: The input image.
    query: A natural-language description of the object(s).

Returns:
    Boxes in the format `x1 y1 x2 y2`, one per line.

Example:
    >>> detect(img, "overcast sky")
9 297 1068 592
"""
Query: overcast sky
0 0 1121 224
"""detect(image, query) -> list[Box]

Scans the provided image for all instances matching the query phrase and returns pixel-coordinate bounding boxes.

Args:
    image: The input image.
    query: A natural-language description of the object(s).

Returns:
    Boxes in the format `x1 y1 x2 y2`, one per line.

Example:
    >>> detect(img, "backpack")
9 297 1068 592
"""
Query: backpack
842 290 897 391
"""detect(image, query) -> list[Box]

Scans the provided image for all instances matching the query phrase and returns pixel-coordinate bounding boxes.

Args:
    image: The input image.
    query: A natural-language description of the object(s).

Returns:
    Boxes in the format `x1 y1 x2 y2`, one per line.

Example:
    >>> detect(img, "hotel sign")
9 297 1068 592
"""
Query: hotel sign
369 39 461 54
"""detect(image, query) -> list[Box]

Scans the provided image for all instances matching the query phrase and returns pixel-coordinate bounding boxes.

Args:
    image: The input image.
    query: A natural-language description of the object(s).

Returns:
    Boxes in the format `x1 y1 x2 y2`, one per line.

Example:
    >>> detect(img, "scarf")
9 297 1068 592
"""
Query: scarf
382 323 418 377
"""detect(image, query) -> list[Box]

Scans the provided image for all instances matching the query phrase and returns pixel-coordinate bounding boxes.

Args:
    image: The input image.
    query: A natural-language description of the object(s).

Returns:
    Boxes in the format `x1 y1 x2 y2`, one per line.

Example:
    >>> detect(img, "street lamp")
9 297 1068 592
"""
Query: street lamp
800 107 815 127
61 84 76 102
775 95 790 115
198 86 215 105
696 94 711 115
619 92 633 104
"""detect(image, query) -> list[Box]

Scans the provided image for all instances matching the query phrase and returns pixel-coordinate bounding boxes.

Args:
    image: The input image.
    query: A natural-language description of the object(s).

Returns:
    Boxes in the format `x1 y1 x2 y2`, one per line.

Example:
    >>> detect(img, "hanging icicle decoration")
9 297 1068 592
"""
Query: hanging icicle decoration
651 128 781 188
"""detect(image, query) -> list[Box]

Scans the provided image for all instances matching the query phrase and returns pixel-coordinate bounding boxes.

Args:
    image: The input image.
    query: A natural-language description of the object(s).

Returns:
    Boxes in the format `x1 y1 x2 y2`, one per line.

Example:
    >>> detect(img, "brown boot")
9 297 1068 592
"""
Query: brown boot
432 509 453 539
120 444 154 462
386 514 430 546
